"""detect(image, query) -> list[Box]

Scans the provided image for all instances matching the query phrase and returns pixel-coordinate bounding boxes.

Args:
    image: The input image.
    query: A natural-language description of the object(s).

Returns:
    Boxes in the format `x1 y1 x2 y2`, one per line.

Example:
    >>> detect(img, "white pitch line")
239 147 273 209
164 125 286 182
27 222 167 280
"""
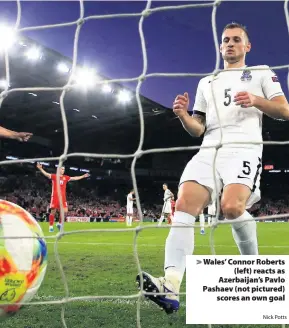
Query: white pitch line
46 241 289 248
33 294 185 307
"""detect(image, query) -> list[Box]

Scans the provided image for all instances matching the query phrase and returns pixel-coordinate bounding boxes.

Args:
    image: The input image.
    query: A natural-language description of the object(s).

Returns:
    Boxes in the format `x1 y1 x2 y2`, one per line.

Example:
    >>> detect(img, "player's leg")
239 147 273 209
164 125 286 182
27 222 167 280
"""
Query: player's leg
220 151 262 255
137 182 211 314
221 184 258 255
199 211 205 234
129 214 133 226
166 204 173 225
163 213 169 224
171 206 175 220
57 205 68 231
126 211 132 226
164 182 210 284
136 153 219 313
49 207 56 232
207 214 211 226
158 215 164 225
160 200 172 226
158 206 166 226
167 213 172 225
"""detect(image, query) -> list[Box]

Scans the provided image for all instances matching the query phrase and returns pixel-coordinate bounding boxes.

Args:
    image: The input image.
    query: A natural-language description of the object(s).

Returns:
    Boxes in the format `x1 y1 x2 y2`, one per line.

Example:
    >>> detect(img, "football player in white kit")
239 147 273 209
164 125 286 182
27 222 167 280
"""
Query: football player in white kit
126 190 135 227
136 22 289 314
207 200 216 226
199 211 205 234
158 183 174 226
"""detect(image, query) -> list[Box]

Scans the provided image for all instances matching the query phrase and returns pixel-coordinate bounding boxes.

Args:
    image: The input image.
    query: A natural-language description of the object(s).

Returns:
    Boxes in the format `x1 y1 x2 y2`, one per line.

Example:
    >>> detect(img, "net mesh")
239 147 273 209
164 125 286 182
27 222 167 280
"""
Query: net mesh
0 0 288 327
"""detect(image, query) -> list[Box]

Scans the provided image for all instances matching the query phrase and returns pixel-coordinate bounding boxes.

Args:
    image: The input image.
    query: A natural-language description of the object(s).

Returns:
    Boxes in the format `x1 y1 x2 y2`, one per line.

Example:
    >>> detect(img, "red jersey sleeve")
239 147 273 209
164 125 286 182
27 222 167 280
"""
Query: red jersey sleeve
65 175 71 182
51 174 56 182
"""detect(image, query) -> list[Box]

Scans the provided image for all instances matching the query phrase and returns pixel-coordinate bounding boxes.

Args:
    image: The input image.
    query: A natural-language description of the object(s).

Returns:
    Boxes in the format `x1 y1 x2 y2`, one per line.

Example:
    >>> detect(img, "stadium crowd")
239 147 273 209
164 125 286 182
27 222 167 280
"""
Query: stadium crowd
0 174 162 221
0 173 288 222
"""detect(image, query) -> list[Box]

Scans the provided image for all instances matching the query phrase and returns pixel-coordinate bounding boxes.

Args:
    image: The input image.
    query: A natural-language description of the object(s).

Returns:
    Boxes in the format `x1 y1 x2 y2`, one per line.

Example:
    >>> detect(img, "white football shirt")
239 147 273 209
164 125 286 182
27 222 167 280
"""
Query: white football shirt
127 192 134 208
192 65 284 154
164 189 173 202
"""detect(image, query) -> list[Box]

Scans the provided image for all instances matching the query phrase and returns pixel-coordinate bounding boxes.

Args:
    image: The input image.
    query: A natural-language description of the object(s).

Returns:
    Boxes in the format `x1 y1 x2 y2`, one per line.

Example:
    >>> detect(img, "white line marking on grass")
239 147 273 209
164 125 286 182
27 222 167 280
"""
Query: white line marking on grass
33 294 185 307
46 241 289 248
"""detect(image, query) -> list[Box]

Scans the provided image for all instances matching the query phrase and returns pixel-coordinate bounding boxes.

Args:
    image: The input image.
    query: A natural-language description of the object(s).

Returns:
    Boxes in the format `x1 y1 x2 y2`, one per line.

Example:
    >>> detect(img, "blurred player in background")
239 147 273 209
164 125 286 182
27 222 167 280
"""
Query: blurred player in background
126 190 135 227
37 163 90 232
0 126 32 142
199 211 205 234
158 183 173 226
170 196 176 223
207 200 216 226
137 22 289 314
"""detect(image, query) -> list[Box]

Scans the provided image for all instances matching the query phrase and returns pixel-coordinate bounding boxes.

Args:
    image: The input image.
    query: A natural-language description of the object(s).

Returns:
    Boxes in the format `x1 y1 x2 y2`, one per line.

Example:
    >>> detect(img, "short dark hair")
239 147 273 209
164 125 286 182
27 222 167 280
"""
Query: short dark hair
222 22 250 41
163 183 168 187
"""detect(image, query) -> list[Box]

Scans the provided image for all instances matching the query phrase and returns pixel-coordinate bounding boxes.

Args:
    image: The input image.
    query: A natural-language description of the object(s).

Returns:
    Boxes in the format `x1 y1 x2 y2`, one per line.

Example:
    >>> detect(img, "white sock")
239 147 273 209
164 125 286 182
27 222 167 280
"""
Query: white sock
164 211 195 291
231 211 258 255
199 213 205 231
126 216 129 226
208 216 211 226
129 216 133 226
158 215 165 226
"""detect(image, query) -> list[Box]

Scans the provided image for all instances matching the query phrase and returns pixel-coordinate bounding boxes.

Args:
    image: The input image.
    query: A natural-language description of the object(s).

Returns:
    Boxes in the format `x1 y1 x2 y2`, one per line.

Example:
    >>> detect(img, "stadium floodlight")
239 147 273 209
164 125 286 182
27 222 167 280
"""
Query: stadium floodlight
39 161 49 166
117 90 131 103
80 169 90 173
102 84 112 93
0 80 9 89
0 25 16 51
57 62 70 73
75 68 97 88
18 41 26 47
6 156 18 160
25 47 41 60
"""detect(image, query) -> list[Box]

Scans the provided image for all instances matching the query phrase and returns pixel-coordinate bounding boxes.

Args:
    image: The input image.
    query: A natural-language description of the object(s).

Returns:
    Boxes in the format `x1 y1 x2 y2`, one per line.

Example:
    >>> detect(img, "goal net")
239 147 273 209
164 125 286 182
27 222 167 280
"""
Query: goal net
0 0 289 327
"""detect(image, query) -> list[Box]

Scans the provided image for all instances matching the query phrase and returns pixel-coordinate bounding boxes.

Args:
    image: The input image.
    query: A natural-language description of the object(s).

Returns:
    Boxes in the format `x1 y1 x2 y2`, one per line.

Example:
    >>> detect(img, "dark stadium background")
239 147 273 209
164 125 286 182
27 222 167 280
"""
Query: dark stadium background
0 34 288 212
0 1 288 214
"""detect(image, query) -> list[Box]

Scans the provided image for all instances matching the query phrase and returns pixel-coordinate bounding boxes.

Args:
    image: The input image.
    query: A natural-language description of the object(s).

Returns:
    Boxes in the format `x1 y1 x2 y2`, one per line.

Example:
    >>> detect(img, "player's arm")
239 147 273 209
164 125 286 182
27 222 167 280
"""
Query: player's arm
69 173 90 181
173 82 206 137
179 111 205 137
234 69 289 120
0 126 32 142
36 163 51 179
254 95 288 120
235 94 289 120
164 190 174 201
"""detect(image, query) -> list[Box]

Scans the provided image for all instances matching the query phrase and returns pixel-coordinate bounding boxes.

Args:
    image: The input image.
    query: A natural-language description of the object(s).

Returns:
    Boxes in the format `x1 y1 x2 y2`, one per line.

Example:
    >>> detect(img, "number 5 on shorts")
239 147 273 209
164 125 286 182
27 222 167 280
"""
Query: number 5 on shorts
237 161 251 178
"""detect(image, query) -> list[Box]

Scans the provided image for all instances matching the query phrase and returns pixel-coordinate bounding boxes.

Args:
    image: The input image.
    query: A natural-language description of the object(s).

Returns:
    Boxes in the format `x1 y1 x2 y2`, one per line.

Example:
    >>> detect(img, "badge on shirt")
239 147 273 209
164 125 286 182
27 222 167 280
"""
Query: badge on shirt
240 70 252 81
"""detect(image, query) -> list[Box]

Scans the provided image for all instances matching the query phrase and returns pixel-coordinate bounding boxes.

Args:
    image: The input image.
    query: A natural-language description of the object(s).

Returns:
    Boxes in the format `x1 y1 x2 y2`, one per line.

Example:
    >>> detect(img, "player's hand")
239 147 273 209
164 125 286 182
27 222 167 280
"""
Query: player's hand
234 92 257 108
36 163 42 170
173 92 190 118
83 173 90 178
14 132 33 142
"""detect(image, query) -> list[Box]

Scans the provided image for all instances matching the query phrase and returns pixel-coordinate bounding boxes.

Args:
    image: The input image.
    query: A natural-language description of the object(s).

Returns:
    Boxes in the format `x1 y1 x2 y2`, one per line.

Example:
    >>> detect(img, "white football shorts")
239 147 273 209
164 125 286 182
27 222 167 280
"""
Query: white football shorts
127 206 133 214
179 148 262 209
208 204 216 216
163 201 172 214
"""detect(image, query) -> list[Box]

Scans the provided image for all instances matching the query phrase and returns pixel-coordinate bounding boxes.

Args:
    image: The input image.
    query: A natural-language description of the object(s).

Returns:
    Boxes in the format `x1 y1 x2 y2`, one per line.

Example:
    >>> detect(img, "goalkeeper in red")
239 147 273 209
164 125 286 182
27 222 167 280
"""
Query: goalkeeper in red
37 164 90 232
136 22 289 314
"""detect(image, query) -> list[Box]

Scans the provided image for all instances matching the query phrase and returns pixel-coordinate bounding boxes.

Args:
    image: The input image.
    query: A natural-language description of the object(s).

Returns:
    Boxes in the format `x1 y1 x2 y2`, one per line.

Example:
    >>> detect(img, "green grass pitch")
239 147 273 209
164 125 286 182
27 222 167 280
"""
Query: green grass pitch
4 221 289 328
